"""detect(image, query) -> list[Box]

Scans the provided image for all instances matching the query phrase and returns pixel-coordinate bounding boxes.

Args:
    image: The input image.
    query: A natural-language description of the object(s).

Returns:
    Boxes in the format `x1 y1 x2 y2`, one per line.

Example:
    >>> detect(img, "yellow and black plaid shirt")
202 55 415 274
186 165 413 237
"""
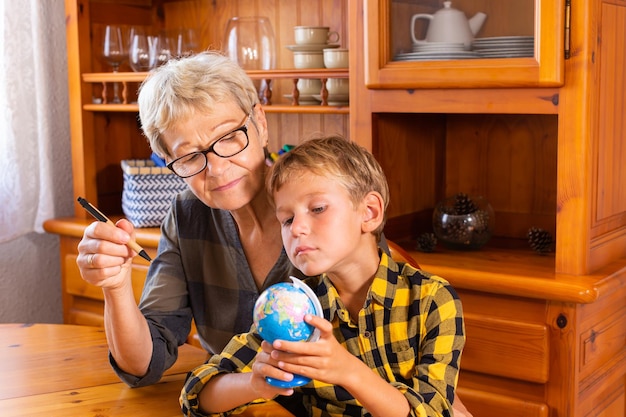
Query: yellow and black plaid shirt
181 252 465 417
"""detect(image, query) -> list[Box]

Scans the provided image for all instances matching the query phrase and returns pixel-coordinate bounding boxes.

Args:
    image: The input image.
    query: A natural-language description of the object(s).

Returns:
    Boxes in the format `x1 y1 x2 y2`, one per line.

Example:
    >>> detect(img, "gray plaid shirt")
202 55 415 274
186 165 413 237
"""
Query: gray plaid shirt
111 189 304 387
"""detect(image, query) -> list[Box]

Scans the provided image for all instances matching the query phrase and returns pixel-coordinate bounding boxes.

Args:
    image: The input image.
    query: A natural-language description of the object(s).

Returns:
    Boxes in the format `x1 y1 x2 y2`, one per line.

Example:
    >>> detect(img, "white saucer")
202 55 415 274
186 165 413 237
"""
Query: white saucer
395 50 479 61
476 50 534 58
473 35 534 43
286 44 340 52
472 36 534 50
312 94 349 106
284 94 319 105
412 42 467 53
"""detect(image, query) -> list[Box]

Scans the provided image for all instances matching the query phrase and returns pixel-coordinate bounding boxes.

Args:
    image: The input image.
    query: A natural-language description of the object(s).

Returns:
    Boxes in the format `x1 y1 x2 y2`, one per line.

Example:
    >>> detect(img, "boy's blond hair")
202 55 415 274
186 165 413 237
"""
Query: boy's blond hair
267 135 389 240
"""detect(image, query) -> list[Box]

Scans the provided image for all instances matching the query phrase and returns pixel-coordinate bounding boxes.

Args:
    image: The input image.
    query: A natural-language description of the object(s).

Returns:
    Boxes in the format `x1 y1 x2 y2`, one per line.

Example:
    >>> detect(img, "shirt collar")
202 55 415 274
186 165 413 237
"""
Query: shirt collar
369 250 401 310
312 251 402 319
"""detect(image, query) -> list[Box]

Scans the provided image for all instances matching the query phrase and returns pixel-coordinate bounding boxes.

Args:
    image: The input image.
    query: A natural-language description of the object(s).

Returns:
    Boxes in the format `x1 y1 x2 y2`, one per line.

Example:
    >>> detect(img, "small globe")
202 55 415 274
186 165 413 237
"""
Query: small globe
253 281 317 343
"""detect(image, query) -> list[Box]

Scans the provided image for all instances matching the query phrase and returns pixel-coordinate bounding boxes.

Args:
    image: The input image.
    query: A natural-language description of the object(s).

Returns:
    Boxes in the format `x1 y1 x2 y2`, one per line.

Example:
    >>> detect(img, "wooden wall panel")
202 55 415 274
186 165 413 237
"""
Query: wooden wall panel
373 114 445 220
593 3 626 232
588 2 626 270
446 114 558 239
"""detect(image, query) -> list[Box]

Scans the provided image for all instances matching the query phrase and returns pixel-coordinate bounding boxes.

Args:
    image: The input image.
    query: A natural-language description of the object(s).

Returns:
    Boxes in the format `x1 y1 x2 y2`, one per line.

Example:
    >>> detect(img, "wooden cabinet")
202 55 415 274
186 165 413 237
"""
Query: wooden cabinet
364 0 565 88
350 0 626 416
47 0 626 415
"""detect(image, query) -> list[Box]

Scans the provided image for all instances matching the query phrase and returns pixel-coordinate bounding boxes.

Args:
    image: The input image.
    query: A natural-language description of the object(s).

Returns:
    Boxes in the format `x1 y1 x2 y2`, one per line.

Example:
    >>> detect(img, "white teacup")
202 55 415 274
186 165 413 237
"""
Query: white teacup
294 26 340 45
297 78 322 95
293 52 325 69
323 48 349 68
326 78 349 95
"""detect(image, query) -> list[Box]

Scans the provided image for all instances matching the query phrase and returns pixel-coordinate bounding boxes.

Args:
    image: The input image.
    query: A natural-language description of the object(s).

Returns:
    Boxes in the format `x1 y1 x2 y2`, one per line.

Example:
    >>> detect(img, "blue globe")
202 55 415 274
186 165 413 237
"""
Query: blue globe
253 282 316 343
253 277 323 388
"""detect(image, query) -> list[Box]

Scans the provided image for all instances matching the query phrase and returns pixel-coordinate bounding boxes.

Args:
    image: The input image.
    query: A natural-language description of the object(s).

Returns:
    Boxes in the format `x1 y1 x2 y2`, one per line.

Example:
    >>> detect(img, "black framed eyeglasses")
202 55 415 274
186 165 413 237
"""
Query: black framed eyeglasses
166 113 252 178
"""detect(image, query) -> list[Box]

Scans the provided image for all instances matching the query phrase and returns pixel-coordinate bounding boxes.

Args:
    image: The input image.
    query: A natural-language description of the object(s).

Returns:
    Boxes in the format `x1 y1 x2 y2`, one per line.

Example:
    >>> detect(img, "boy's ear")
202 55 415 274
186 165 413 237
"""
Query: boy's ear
361 191 384 233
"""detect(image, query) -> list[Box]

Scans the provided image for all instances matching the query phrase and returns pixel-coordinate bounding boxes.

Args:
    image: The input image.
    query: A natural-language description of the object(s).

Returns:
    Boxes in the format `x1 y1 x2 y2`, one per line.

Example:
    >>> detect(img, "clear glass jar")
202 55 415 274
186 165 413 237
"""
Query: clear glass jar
432 193 495 250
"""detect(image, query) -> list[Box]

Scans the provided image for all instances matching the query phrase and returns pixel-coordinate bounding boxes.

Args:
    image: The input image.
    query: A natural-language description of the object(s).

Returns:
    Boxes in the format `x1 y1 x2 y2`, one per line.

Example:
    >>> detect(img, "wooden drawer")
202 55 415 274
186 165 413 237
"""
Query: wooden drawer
579 382 626 417
579 304 626 381
462 313 550 383
458 387 549 417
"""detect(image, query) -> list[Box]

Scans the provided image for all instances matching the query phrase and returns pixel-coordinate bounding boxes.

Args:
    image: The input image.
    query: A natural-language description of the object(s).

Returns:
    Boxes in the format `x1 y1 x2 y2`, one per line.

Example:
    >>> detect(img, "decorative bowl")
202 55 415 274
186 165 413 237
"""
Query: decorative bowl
432 193 495 250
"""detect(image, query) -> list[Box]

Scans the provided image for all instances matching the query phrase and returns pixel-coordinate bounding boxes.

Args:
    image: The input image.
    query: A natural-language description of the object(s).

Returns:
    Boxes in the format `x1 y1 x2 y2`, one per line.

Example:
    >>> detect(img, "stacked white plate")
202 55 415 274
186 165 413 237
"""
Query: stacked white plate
395 50 479 61
472 36 534 58
412 42 467 53
395 41 479 61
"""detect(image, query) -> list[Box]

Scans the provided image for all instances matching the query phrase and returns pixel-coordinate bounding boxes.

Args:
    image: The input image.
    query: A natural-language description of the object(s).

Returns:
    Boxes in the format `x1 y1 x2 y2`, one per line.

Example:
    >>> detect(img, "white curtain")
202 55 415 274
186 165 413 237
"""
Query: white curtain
0 0 69 242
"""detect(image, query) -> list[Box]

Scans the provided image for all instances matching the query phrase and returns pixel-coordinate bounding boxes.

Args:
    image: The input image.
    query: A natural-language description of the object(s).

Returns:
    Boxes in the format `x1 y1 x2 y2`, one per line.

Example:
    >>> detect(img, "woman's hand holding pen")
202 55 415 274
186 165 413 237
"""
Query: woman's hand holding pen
76 218 155 378
77 218 136 290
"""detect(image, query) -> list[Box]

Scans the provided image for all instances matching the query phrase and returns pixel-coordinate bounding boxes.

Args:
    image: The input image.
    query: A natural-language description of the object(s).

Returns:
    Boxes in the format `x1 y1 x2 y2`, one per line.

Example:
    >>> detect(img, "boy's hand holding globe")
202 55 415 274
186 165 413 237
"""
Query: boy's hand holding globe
253 276 324 388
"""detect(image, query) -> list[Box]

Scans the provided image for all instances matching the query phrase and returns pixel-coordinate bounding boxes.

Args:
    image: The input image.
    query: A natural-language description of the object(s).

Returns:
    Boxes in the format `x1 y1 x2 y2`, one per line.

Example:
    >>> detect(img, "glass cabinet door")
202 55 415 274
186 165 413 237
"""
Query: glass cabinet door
365 0 566 88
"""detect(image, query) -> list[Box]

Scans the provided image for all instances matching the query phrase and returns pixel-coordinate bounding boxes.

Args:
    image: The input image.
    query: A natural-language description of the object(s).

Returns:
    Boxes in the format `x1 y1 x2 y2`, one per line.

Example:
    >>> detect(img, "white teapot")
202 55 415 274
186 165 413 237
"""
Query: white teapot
411 1 487 50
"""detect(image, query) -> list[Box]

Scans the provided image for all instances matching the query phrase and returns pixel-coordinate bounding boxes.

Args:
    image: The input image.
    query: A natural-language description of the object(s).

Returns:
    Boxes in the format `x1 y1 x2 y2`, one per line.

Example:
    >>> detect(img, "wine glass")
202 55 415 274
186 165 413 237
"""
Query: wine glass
223 16 276 101
101 24 127 103
129 31 159 72
172 27 199 58
155 31 173 66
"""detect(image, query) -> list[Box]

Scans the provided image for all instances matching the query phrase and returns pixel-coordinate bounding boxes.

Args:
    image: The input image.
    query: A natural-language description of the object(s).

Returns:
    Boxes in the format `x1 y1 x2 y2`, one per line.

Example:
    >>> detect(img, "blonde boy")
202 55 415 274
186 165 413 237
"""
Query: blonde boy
181 135 465 417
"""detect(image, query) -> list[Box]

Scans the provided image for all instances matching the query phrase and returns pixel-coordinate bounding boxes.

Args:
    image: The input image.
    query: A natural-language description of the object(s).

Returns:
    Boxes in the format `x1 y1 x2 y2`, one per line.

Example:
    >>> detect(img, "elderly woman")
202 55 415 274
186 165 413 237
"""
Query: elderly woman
77 51 302 387
76 51 472 417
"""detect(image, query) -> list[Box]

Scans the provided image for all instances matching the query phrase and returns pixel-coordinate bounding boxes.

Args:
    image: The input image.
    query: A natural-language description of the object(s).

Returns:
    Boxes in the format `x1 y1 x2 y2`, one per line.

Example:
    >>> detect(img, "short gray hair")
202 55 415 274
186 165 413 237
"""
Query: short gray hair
138 51 259 158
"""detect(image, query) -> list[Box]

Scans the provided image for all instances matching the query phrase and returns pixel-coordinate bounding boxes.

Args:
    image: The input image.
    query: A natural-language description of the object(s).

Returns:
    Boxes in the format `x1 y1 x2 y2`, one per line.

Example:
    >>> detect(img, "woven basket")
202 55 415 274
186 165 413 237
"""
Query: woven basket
121 160 187 228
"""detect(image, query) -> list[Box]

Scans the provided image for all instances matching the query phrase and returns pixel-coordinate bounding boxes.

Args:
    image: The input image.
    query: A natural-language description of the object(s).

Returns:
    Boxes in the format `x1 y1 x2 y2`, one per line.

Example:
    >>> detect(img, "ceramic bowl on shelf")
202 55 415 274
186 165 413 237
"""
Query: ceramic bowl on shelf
326 78 349 95
432 193 495 250
323 48 349 68
296 78 322 95
293 51 325 69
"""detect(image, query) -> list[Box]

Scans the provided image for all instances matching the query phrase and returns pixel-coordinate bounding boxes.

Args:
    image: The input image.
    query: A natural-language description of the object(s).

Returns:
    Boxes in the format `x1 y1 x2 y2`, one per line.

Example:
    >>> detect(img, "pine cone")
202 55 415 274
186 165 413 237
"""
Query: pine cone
471 209 491 235
527 227 553 254
440 217 472 244
453 193 478 215
416 232 437 252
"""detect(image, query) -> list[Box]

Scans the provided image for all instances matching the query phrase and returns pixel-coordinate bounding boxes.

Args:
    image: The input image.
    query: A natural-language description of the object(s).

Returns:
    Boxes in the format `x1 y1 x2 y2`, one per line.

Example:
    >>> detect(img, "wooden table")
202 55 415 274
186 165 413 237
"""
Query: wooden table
0 323 209 416
0 323 293 417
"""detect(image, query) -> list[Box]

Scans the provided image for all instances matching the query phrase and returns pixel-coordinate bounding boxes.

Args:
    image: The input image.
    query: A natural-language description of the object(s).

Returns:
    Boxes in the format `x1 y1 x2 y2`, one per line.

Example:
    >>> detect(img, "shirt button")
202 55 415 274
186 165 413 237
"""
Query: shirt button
363 331 372 338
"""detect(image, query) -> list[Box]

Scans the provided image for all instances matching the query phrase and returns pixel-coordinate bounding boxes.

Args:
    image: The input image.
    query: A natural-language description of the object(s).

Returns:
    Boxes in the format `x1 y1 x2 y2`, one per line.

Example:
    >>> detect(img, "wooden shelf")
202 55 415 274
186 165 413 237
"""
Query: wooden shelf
82 69 350 111
45 217 626 306
44 217 161 248
83 103 349 113
397 237 606 304
82 69 349 83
